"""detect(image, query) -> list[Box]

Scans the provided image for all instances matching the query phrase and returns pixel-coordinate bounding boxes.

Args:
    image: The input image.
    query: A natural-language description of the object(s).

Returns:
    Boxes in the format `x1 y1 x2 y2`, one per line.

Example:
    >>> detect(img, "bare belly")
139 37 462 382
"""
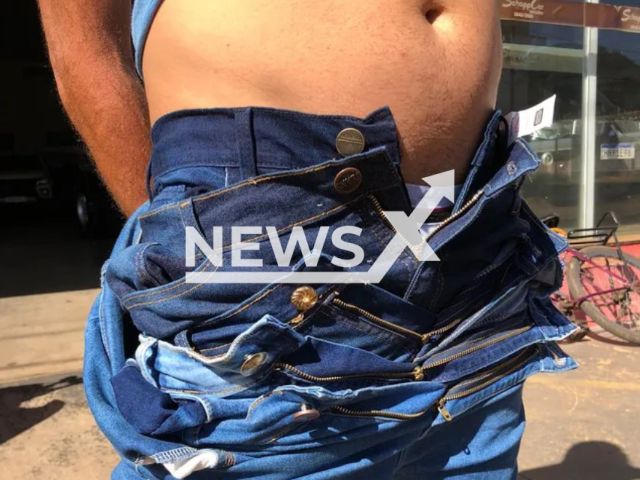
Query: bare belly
142 0 503 183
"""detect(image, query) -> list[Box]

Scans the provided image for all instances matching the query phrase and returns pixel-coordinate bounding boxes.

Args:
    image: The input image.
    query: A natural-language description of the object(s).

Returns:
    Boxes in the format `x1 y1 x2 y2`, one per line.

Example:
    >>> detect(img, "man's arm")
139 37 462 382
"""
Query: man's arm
37 0 150 216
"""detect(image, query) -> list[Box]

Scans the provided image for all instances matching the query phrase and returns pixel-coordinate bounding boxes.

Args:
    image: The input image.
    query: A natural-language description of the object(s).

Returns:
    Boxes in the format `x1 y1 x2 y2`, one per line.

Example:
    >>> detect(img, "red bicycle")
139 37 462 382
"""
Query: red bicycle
542 212 640 344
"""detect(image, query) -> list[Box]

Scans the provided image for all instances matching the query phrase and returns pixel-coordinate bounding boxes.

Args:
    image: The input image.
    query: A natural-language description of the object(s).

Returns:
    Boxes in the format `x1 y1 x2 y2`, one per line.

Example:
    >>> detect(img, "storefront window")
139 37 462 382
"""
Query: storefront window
499 19 585 230
595 0 640 234
498 0 640 236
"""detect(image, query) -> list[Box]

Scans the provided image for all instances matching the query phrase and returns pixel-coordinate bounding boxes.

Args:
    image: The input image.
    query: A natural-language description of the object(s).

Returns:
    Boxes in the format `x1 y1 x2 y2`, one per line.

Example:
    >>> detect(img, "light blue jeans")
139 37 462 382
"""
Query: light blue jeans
84 106 577 479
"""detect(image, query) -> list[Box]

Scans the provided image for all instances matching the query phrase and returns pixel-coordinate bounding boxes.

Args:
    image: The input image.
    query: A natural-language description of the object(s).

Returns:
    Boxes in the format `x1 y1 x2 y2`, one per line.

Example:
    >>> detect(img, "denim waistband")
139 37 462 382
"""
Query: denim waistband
148 106 404 198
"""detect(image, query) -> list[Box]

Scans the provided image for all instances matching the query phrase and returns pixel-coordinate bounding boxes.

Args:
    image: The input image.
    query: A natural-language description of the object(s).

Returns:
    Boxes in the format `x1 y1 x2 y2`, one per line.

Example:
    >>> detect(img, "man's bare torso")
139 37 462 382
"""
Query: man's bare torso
142 0 503 183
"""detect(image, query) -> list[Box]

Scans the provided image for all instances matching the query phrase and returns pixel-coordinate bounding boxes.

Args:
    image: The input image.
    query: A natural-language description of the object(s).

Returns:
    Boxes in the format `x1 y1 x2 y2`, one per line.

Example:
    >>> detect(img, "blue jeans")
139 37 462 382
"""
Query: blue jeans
84 106 577 479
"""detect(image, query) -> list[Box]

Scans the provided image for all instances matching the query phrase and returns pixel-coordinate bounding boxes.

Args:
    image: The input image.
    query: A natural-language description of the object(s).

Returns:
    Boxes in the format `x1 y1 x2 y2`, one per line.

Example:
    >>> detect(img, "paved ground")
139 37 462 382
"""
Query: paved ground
0 290 98 384
1 291 640 479
517 339 640 480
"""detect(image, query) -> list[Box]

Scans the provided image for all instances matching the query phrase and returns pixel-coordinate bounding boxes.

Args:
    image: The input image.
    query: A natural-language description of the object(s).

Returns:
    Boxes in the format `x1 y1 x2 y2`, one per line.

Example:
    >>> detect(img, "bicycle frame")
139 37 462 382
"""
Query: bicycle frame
562 246 634 305
560 211 635 307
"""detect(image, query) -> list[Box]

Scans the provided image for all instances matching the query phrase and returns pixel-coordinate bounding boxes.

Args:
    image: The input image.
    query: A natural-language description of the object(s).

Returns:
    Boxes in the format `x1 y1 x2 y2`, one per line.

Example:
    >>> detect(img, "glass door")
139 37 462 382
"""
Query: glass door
593 1 640 235
499 18 586 230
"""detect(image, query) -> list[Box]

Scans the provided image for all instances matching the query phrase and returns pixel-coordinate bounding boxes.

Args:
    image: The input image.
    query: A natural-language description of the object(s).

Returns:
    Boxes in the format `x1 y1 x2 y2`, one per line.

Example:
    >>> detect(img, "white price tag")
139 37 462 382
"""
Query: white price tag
506 95 557 142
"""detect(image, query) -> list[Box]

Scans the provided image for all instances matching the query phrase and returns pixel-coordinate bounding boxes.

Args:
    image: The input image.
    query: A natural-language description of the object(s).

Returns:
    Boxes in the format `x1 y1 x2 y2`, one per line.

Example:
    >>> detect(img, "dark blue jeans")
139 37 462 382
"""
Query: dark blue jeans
84 106 577 479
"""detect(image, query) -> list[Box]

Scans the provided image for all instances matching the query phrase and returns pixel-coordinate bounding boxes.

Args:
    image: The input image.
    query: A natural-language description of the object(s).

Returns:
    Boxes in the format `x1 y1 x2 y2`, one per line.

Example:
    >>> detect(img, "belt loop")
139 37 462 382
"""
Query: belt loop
235 108 258 180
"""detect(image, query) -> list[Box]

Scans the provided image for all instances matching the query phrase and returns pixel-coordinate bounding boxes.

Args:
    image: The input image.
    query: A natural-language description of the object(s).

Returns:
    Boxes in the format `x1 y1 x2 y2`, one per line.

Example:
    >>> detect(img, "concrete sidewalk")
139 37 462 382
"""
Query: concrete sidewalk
0 289 99 384
517 340 640 480
0 291 639 479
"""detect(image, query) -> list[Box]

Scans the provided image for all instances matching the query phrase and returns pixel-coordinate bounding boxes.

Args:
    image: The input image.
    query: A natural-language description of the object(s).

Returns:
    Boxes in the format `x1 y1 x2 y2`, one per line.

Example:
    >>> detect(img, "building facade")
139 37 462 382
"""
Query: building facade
498 0 640 236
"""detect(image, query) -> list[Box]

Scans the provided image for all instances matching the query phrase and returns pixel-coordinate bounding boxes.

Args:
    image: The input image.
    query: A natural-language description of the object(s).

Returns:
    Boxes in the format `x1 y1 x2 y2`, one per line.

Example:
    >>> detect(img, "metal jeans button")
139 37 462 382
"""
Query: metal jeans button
292 404 321 422
240 352 268 376
336 128 365 156
291 286 318 311
333 167 363 194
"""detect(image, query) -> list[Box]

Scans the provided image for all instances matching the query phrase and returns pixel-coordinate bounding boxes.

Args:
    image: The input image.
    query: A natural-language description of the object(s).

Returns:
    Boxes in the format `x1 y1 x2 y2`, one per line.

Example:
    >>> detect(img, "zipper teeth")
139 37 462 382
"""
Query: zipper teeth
274 362 417 383
425 190 484 242
449 347 533 391
369 195 421 254
330 405 427 421
333 297 465 344
424 325 533 370
332 298 426 343
440 346 538 404
425 317 465 340
329 346 538 422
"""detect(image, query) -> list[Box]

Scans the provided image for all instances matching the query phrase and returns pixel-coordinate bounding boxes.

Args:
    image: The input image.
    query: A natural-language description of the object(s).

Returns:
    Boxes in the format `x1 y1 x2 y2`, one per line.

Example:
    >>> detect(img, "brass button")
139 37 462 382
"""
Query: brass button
292 404 321 422
333 167 363 195
291 286 318 312
240 352 268 376
336 128 366 156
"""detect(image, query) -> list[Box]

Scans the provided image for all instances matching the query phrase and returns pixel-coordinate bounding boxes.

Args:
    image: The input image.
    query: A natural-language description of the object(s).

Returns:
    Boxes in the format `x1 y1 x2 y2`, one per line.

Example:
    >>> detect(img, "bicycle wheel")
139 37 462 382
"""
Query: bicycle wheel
567 246 640 344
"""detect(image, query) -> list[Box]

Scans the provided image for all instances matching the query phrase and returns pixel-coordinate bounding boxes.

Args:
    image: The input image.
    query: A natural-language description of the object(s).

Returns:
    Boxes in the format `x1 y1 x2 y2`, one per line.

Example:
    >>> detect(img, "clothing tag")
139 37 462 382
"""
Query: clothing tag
505 95 556 144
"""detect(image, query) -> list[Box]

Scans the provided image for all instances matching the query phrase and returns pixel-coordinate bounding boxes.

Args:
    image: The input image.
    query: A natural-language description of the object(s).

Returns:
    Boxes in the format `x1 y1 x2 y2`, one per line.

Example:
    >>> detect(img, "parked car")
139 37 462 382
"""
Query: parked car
39 144 123 238
529 118 640 178
526 118 640 204
0 152 53 204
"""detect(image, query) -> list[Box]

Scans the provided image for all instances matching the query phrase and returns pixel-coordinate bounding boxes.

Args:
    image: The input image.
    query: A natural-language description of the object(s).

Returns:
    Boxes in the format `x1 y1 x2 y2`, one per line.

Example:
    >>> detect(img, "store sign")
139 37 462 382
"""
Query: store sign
586 4 640 33
501 0 584 27
501 0 545 20
502 1 640 33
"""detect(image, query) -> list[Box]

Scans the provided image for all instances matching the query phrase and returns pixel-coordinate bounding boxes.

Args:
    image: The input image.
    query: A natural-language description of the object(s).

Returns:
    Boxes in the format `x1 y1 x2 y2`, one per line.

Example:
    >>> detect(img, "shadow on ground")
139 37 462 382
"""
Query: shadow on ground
520 441 640 480
0 376 83 444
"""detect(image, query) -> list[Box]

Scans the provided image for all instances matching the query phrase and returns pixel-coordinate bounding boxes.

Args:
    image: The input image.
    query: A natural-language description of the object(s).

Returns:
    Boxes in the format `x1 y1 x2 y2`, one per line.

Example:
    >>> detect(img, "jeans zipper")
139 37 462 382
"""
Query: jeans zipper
369 190 484 256
424 190 484 242
436 345 538 422
330 346 536 422
319 329 535 421
331 297 428 343
274 362 426 382
423 324 533 370
330 405 429 420
277 325 532 386
331 298 465 344
423 317 465 341
369 195 420 254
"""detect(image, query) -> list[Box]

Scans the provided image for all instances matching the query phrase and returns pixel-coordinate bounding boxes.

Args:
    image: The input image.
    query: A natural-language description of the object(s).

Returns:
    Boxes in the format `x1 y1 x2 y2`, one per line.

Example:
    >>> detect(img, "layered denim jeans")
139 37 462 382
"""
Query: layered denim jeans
84 106 578 479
